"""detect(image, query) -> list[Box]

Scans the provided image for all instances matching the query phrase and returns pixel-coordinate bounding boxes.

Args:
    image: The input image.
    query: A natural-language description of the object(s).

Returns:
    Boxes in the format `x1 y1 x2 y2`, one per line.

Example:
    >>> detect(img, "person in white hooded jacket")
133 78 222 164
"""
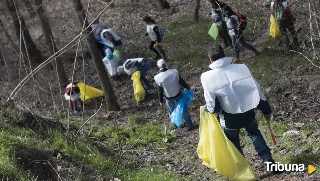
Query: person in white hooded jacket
201 45 278 169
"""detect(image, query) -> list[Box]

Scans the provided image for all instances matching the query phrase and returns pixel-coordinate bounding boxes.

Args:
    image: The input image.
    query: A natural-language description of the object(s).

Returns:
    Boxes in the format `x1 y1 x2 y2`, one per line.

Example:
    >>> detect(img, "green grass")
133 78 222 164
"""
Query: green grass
165 16 213 67
91 114 173 149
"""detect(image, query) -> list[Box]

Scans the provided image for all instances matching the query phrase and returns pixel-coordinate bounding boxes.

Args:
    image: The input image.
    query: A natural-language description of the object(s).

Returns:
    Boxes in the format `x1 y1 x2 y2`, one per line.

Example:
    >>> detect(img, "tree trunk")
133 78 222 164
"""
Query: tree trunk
0 19 19 53
157 0 170 9
194 0 201 21
33 0 69 89
5 0 43 66
71 0 120 111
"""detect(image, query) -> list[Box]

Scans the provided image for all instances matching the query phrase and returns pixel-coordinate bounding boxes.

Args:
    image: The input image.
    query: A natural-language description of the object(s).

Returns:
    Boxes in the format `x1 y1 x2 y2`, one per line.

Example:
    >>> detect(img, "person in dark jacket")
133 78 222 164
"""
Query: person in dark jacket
143 16 167 60
201 46 277 169
154 59 193 130
119 58 152 95
269 0 299 49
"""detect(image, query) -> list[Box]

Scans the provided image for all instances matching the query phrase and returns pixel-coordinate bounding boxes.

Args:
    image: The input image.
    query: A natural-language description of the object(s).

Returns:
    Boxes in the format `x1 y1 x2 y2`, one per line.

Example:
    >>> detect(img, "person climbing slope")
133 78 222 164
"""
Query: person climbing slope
118 58 152 95
201 45 278 172
209 0 233 47
64 82 83 112
142 16 167 61
269 0 299 49
90 18 110 57
225 10 259 63
154 59 194 131
101 27 124 64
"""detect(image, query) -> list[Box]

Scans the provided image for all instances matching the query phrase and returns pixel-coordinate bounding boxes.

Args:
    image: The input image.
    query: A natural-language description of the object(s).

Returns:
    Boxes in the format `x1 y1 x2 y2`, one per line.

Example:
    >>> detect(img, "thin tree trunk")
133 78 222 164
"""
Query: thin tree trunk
72 0 120 111
6 0 43 66
194 0 201 21
0 19 19 53
157 0 170 9
33 0 69 89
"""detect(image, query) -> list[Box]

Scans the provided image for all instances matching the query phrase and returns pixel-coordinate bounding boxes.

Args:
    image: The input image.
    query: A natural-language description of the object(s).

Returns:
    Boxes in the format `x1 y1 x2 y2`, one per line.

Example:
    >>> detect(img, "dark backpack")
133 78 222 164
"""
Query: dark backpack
235 13 247 30
273 1 286 20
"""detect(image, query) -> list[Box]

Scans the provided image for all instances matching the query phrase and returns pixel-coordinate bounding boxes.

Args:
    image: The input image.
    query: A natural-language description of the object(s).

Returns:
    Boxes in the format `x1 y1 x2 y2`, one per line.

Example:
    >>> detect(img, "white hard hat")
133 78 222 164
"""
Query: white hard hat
157 59 166 69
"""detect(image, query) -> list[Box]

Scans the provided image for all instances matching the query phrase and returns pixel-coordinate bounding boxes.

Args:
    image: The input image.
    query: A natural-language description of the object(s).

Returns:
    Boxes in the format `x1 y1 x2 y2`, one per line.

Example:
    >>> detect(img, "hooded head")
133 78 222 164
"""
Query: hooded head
208 45 225 63
157 59 167 70
105 48 114 59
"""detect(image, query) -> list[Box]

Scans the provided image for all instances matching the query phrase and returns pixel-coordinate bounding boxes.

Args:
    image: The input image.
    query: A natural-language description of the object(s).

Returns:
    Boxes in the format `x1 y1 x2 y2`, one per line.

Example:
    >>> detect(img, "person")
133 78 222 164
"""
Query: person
201 45 277 169
101 27 124 64
154 59 193 130
90 18 110 57
102 48 119 80
118 58 152 94
269 0 299 49
64 82 83 112
142 16 167 60
225 11 259 63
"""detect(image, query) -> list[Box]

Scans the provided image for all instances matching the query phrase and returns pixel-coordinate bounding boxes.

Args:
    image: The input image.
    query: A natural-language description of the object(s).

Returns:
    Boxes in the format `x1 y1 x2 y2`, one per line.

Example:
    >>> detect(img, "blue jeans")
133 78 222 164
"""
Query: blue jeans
70 98 83 111
223 120 272 160
166 96 193 128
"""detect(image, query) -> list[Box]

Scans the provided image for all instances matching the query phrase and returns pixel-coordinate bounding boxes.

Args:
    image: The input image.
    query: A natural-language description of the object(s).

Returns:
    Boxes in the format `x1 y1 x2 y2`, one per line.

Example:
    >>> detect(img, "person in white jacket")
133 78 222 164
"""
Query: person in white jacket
201 45 278 171
143 16 167 60
64 82 83 112
101 28 124 64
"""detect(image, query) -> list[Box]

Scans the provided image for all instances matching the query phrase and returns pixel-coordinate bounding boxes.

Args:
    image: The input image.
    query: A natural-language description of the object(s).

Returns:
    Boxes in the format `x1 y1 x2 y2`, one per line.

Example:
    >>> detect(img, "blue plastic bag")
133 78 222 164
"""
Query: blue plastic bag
170 89 194 128
159 28 165 38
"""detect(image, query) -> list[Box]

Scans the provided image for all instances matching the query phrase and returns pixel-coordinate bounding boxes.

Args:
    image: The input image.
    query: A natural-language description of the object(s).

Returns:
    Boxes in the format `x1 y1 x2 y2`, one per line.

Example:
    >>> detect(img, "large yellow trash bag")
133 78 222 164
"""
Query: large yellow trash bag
197 107 259 181
131 71 145 102
269 15 281 39
77 82 104 101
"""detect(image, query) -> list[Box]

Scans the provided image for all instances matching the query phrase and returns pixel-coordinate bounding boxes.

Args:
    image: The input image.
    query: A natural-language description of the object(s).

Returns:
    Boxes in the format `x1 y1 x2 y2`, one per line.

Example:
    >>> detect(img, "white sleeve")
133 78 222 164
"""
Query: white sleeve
253 77 267 101
204 90 216 113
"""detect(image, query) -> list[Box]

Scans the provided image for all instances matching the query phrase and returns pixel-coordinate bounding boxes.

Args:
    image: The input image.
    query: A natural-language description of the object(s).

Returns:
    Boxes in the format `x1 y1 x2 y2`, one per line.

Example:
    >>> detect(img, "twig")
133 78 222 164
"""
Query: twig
76 100 103 134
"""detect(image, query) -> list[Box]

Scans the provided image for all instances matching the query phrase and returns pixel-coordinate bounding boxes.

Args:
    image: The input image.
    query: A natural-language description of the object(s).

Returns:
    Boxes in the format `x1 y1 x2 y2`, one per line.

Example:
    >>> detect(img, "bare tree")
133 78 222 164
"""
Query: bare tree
72 0 120 111
33 0 69 89
5 0 43 66
158 0 170 9
194 0 201 21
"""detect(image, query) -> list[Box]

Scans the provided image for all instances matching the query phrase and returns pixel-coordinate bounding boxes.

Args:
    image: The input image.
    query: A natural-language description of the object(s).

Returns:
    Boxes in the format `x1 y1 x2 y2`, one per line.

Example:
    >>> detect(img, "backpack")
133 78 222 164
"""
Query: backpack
273 1 286 21
235 13 247 30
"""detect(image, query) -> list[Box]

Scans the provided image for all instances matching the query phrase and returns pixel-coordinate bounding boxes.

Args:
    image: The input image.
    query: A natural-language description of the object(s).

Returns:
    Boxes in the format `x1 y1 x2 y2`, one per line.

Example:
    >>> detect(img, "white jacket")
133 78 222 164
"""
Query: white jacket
201 57 266 114
147 24 157 41
154 69 180 98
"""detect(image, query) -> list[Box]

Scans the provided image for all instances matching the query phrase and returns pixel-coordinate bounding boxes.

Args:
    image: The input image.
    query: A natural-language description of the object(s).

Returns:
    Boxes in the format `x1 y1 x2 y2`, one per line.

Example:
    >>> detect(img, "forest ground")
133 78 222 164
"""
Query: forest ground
0 0 319 180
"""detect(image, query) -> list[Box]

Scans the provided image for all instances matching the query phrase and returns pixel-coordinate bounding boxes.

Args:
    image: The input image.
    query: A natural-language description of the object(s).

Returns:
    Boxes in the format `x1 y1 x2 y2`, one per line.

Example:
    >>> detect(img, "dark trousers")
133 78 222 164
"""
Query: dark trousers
231 30 258 58
150 41 167 60
279 19 299 49
223 120 272 160
218 21 232 47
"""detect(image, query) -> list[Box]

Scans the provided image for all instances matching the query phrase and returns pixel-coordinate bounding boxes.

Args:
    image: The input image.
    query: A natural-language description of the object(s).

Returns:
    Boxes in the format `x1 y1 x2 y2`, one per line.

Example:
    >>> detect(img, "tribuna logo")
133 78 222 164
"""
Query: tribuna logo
265 162 305 172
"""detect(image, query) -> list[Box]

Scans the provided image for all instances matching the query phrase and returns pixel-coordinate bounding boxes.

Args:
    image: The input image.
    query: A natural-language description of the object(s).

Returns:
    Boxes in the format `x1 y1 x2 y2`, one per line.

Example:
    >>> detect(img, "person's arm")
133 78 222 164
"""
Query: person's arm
203 90 217 113
252 77 272 115
179 75 190 90
158 86 164 103
124 60 139 70
153 26 161 42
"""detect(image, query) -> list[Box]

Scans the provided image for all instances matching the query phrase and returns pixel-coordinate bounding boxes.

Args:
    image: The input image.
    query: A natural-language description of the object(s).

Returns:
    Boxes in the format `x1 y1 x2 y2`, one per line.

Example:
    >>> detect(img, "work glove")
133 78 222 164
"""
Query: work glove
204 105 214 114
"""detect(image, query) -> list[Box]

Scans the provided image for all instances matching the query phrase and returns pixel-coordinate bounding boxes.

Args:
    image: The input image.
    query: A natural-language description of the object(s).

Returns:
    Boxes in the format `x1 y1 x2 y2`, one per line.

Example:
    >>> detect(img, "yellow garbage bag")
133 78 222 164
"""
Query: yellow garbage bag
269 15 281 39
77 82 104 101
197 107 259 181
131 71 145 102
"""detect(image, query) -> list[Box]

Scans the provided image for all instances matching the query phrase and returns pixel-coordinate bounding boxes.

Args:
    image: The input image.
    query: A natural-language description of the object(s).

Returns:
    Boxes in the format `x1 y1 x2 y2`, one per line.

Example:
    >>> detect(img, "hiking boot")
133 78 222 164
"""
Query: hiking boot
187 125 194 131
